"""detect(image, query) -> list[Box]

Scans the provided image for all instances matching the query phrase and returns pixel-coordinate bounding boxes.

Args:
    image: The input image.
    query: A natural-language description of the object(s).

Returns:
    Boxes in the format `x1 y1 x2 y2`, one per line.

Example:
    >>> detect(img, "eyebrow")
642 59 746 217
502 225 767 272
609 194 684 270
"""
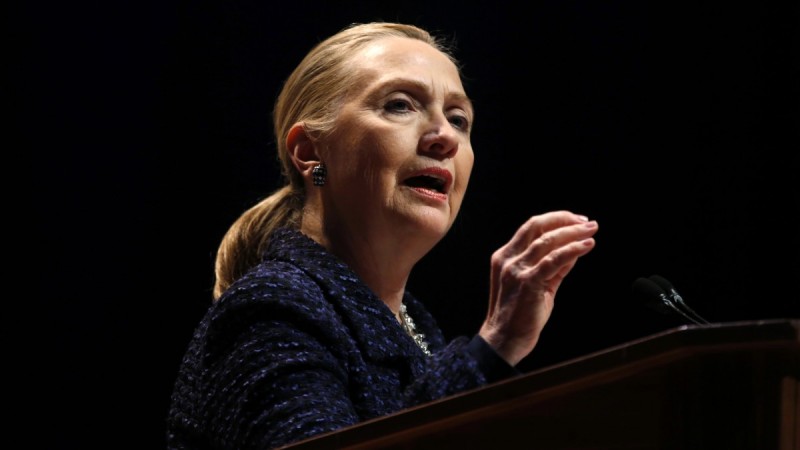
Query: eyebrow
382 77 474 113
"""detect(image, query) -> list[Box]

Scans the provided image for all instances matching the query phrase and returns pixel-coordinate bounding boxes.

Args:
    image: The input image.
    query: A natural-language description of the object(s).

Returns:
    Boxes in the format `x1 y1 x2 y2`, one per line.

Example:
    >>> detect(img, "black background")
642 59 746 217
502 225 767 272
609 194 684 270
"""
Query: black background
19 1 798 448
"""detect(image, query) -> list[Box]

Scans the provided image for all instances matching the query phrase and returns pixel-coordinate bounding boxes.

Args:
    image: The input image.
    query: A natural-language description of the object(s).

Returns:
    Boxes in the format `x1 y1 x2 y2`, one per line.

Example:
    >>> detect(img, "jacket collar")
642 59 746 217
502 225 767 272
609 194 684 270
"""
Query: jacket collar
265 228 426 364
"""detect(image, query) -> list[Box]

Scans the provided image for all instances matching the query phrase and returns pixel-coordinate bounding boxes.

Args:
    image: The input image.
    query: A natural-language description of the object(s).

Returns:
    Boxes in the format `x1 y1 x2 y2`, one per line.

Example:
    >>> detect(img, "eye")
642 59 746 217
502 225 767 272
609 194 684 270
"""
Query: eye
448 113 471 132
384 97 413 114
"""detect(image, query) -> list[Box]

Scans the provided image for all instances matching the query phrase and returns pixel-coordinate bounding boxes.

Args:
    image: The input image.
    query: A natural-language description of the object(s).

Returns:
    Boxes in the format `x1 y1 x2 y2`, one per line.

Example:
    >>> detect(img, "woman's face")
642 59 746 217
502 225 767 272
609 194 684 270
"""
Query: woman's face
320 36 475 250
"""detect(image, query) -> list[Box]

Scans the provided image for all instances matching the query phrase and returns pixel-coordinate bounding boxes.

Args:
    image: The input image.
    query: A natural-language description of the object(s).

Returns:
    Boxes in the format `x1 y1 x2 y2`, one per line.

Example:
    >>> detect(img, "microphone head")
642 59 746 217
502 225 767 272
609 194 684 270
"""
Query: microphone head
631 277 674 315
648 274 711 325
649 274 676 292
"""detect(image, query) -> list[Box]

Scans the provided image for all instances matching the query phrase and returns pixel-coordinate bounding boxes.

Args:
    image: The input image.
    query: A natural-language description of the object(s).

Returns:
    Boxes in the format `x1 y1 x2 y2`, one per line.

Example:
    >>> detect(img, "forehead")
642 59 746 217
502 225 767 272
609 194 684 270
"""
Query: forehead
349 36 465 91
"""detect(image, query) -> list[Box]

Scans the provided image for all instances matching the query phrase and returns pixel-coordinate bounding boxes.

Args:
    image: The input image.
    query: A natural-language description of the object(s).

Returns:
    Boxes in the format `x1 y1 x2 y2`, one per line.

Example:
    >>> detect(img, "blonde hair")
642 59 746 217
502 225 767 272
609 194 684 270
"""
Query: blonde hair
212 22 458 300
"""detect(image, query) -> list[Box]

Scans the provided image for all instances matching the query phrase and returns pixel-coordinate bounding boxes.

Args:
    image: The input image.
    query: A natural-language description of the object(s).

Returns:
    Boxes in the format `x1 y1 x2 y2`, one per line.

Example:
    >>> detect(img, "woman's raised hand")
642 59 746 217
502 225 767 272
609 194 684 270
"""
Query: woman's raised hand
479 211 598 366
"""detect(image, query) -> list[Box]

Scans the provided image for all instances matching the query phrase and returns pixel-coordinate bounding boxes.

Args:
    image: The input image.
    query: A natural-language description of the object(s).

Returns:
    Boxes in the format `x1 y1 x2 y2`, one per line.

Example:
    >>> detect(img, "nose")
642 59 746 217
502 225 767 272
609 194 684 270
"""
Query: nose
419 116 459 160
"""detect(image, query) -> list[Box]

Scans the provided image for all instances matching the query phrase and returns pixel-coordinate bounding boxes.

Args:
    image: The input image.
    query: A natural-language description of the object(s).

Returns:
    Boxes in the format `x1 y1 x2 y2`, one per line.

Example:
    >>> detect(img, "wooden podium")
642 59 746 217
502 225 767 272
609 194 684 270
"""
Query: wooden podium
284 319 799 450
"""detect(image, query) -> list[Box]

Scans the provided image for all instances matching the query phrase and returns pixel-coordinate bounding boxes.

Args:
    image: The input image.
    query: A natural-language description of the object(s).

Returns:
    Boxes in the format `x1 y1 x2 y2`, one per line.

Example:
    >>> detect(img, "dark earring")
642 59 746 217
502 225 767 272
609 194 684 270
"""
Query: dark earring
312 163 327 186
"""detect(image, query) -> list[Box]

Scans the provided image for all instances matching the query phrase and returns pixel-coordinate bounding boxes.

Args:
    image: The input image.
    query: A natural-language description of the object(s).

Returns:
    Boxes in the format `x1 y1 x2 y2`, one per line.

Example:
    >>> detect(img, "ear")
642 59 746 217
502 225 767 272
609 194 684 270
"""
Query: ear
286 122 320 177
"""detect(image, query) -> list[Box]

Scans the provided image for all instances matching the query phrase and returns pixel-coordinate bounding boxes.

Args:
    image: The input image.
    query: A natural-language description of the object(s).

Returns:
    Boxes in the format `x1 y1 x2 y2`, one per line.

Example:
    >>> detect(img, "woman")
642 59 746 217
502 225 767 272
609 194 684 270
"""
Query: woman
166 22 598 449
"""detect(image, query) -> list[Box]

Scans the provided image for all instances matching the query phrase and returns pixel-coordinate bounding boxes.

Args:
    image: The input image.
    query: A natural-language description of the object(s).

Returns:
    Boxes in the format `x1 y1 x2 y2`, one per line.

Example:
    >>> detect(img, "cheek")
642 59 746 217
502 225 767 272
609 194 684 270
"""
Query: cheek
327 129 373 172
331 136 398 193
352 132 407 179
455 148 475 192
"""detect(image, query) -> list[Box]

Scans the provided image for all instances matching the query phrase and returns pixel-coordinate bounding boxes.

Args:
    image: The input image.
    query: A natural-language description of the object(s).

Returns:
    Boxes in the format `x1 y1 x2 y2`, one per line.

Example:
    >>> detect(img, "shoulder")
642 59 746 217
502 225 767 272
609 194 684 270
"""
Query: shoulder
194 258 354 364
227 260 324 303
212 259 333 323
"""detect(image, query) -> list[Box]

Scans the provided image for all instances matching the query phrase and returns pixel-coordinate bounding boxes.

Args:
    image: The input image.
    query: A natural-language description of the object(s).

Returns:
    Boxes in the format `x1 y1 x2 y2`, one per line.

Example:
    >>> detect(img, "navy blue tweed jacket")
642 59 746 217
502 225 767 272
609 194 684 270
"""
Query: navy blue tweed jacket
167 228 516 449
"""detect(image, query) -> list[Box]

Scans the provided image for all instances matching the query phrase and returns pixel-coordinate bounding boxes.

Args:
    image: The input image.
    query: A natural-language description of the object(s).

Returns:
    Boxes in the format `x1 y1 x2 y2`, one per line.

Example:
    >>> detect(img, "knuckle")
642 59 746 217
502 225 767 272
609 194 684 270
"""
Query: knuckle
533 234 554 249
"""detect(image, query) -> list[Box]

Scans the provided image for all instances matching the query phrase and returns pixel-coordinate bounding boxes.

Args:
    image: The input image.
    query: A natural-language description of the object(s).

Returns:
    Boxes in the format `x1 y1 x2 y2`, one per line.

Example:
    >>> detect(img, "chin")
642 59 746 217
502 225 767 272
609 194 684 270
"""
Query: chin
405 215 453 244
390 200 456 243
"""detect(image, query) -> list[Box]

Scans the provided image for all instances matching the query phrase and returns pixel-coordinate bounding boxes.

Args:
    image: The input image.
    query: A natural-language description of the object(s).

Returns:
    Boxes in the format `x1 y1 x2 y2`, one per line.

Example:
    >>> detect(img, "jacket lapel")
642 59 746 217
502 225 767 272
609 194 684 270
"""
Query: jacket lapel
266 228 423 364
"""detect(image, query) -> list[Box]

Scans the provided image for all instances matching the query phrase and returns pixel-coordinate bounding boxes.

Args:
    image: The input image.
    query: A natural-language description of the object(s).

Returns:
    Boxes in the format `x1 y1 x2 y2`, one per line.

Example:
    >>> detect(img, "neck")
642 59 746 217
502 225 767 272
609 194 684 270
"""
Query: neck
300 210 420 316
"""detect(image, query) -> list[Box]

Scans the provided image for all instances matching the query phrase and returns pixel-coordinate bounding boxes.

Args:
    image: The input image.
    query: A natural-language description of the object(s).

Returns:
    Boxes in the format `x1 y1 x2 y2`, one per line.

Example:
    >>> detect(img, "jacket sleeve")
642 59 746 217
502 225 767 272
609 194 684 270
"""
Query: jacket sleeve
398 294 521 405
401 334 521 405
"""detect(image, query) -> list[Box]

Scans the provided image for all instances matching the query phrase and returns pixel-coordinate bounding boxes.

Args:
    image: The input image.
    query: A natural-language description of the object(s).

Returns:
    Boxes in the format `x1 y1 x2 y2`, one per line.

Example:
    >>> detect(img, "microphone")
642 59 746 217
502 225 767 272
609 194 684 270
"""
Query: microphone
648 275 711 325
631 277 706 326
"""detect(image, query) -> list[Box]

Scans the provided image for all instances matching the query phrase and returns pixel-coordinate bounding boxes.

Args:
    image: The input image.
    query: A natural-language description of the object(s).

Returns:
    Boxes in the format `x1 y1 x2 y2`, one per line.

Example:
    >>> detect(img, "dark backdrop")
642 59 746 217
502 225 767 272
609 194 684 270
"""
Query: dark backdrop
20 0 798 448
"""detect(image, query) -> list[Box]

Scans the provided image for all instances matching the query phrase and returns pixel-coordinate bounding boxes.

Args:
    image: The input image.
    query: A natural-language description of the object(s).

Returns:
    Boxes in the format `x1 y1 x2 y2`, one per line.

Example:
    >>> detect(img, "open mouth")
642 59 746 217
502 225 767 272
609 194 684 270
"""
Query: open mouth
402 167 452 196
404 174 448 194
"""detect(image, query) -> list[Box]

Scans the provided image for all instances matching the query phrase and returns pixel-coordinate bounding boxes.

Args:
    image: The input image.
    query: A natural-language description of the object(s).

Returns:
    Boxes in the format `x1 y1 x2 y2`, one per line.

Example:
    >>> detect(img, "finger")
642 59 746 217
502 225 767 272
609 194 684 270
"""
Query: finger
505 211 589 254
520 236 596 283
519 220 598 266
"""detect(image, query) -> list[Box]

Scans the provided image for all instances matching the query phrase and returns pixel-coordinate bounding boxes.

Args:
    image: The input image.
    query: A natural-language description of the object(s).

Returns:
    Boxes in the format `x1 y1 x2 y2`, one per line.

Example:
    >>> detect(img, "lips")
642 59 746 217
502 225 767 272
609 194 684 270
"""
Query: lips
402 167 453 195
